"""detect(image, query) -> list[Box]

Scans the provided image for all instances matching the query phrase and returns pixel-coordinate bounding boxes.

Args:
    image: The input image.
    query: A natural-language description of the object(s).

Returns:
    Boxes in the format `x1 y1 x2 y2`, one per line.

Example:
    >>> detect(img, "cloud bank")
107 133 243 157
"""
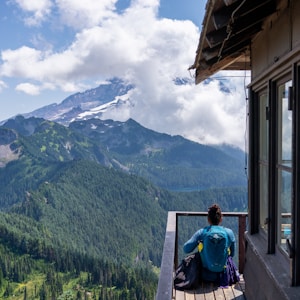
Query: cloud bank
0 0 250 149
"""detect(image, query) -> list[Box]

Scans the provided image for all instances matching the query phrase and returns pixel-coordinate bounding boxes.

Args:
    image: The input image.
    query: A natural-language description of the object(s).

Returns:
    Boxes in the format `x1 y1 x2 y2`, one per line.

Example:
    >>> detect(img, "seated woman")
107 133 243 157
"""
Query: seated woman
183 204 237 285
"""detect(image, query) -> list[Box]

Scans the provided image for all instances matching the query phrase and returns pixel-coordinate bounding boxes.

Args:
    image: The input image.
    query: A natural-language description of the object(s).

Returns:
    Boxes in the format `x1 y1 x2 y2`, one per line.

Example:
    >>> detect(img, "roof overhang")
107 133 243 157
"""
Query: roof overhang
189 0 278 84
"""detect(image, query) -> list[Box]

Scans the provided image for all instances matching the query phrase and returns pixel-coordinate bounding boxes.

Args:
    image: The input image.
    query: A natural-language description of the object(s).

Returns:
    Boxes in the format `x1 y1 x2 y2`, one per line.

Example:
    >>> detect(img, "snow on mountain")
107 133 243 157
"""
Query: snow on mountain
21 78 134 126
73 91 133 123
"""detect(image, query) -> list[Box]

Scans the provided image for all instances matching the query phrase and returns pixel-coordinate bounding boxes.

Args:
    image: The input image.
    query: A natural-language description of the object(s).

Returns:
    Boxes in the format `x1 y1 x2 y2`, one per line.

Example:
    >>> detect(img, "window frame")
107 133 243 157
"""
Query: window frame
250 63 300 285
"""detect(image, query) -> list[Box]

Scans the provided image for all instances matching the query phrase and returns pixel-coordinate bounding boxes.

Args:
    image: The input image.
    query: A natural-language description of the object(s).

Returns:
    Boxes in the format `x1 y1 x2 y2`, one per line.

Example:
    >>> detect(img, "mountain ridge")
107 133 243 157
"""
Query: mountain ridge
0 87 248 298
1 115 246 191
19 78 134 126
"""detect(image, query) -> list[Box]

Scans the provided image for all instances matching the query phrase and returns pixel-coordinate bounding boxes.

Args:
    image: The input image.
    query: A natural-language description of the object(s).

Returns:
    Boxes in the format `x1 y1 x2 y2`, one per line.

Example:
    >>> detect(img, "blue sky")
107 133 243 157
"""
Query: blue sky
0 0 249 149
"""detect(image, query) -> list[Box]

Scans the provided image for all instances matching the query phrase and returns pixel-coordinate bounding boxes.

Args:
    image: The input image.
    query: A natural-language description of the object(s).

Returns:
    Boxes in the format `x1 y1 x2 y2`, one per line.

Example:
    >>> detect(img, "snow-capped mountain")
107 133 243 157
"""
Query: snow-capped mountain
22 78 134 126
18 76 229 128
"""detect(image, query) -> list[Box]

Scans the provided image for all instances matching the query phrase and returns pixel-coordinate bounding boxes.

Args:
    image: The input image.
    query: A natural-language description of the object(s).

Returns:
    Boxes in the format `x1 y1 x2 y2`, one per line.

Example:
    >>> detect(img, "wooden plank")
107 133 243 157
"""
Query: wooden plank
176 281 247 300
238 276 245 293
222 286 237 300
194 282 206 300
204 282 217 300
175 289 185 300
231 282 245 299
213 287 225 300
194 292 206 300
185 290 195 300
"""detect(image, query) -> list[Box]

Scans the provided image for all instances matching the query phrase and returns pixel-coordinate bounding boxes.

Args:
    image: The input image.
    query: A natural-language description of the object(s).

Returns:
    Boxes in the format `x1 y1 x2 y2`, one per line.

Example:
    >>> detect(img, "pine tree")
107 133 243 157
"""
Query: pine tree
76 290 82 299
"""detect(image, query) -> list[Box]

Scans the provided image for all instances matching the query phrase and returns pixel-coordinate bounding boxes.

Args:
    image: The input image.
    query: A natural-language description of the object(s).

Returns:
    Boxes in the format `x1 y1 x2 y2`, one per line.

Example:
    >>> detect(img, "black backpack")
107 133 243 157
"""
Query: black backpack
173 252 202 290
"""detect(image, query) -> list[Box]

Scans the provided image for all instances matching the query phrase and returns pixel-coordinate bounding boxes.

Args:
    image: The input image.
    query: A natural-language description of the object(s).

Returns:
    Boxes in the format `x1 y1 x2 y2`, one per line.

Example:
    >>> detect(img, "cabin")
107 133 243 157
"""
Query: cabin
157 0 300 299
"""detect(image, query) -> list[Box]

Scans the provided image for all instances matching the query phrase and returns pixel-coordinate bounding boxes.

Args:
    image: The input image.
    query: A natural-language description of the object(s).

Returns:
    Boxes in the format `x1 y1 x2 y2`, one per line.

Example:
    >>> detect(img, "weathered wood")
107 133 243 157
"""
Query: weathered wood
185 290 195 300
194 282 206 300
232 282 245 298
222 286 237 299
204 283 217 300
156 212 176 300
238 215 247 273
214 287 225 300
174 277 246 300
175 289 185 300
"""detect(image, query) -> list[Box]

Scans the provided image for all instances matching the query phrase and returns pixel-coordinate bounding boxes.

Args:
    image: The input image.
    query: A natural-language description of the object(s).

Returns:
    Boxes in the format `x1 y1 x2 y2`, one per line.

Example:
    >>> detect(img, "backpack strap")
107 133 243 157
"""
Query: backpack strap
197 226 211 252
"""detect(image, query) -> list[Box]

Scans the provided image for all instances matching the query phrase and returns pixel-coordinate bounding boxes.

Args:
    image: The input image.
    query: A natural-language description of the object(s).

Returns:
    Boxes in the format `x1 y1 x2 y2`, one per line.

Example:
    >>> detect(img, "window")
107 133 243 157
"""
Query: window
277 80 292 252
259 93 269 232
251 64 300 285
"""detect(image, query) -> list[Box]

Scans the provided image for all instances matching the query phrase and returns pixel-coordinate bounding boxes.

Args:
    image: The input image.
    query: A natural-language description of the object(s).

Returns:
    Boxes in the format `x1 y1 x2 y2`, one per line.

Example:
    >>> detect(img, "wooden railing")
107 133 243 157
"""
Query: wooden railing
156 211 248 300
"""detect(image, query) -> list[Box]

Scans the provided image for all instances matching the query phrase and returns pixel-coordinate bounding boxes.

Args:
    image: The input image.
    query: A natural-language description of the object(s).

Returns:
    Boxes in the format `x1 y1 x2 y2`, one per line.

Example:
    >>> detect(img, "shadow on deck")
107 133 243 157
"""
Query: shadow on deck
156 211 248 300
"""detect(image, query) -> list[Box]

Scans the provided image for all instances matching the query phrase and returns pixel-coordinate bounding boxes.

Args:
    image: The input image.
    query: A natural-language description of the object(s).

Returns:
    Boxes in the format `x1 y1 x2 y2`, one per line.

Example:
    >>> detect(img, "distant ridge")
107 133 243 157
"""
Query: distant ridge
1 115 247 190
22 78 134 125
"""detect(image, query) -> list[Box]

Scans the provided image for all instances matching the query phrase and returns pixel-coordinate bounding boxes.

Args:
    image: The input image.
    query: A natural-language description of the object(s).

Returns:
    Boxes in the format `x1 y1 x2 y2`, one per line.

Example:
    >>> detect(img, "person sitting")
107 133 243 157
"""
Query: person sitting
183 204 237 285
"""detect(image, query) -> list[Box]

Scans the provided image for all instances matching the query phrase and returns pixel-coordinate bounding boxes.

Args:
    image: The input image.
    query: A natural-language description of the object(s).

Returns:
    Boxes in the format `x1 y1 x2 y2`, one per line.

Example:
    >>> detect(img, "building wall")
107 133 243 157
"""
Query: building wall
245 0 300 298
251 0 300 80
244 233 300 299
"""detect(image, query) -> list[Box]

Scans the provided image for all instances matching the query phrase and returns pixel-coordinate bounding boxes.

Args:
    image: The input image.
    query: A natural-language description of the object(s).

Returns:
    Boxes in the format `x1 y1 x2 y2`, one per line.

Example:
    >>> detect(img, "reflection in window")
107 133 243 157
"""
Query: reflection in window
279 170 292 248
277 80 292 252
259 94 268 232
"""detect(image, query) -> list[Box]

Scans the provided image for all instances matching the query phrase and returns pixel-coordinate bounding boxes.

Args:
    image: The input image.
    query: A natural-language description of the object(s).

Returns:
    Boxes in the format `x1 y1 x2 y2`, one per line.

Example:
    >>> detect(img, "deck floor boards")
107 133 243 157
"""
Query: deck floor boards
174 276 246 300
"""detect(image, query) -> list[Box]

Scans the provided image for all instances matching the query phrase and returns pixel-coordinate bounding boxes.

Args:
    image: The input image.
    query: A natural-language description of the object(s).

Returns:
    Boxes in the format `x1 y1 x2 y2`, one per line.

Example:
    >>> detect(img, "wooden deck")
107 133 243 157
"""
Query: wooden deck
174 276 245 300
156 212 248 300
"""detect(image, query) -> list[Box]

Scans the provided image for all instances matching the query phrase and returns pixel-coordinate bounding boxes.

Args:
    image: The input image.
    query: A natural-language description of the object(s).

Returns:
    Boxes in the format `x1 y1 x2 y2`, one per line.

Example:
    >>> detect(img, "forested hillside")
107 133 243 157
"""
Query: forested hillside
0 116 247 299
2 116 247 190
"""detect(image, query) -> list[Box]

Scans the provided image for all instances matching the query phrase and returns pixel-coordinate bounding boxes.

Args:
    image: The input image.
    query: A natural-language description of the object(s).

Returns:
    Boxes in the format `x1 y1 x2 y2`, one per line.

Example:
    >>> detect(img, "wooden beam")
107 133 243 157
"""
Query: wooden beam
213 1 241 30
195 53 246 84
156 212 176 300
206 27 228 48
223 0 240 6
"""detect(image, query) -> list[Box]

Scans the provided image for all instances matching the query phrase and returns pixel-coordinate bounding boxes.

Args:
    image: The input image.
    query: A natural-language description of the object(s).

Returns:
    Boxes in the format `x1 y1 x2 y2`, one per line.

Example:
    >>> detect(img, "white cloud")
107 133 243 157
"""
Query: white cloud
0 2 197 88
13 0 52 26
0 0 249 149
16 82 41 95
0 80 8 92
56 0 118 29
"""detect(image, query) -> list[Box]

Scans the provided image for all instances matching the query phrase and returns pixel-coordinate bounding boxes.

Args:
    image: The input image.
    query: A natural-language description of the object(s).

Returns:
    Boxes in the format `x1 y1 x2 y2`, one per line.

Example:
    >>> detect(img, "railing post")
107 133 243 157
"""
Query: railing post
175 213 179 269
156 212 177 300
238 214 247 273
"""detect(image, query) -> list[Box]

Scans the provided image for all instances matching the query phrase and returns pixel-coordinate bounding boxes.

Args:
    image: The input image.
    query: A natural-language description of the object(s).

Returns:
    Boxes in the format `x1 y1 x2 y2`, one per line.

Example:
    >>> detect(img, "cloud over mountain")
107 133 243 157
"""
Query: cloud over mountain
0 0 250 149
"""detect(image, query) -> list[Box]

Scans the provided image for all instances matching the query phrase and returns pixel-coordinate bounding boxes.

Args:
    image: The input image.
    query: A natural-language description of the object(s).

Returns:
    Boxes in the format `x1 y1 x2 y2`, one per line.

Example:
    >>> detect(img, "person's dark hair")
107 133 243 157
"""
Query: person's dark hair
208 204 222 225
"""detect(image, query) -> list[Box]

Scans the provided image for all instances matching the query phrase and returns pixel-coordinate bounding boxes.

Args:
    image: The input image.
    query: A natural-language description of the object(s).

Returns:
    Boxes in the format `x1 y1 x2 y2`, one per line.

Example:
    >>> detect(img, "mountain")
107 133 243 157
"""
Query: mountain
0 115 247 260
1 77 247 190
0 115 247 298
19 77 232 127
0 154 246 298
1 115 246 191
21 78 134 126
0 159 169 298
0 78 248 298
0 116 247 256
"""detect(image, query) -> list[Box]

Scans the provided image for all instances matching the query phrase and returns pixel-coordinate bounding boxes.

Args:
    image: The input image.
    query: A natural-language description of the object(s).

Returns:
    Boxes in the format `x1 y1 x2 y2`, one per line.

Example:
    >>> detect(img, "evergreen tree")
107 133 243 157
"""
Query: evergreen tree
76 290 82 300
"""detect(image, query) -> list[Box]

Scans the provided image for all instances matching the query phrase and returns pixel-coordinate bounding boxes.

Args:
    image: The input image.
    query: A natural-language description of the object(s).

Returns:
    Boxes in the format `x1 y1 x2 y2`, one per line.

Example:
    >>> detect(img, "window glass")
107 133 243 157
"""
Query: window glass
278 170 292 249
259 94 269 161
259 164 268 231
259 94 269 232
277 80 292 252
278 81 292 167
